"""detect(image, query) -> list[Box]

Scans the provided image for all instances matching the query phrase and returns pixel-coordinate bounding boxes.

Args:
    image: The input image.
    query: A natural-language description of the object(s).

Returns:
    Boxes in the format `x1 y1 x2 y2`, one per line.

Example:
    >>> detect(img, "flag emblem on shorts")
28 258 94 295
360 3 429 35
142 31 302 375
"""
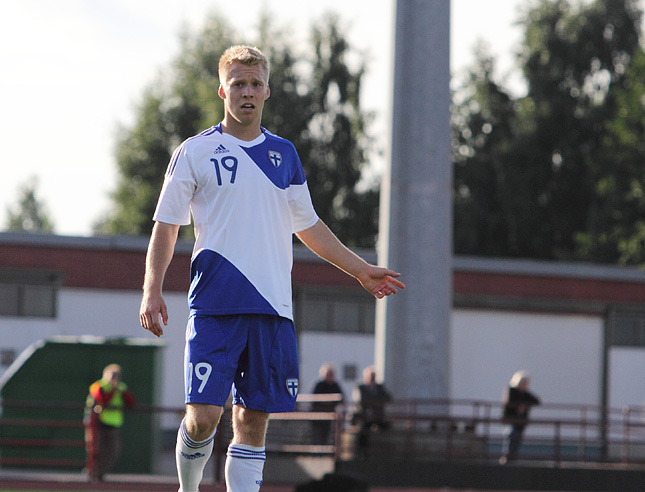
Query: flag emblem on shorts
268 150 282 168
286 378 298 397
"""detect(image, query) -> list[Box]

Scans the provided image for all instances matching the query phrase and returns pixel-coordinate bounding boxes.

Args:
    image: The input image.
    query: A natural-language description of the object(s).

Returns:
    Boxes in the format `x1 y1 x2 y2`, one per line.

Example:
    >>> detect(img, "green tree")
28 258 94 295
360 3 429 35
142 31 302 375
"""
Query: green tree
452 0 644 263
6 177 54 233
262 13 377 247
97 12 377 247
300 15 377 247
576 46 645 263
95 15 233 237
452 48 522 256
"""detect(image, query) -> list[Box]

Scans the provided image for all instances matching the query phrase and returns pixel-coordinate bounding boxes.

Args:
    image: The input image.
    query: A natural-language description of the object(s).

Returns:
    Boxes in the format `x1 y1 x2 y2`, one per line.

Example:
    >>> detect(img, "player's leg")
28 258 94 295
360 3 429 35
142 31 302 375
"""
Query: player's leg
176 404 222 492
226 314 299 491
225 405 269 492
177 314 247 492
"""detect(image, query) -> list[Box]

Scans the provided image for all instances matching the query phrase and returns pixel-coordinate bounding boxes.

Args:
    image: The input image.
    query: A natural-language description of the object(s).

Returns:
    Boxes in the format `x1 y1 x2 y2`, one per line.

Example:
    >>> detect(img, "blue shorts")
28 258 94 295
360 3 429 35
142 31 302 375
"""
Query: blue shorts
184 313 299 413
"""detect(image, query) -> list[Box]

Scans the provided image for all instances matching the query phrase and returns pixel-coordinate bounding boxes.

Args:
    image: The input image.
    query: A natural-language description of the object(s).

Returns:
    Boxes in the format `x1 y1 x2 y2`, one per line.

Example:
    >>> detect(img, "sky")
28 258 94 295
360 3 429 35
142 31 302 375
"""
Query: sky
0 0 532 236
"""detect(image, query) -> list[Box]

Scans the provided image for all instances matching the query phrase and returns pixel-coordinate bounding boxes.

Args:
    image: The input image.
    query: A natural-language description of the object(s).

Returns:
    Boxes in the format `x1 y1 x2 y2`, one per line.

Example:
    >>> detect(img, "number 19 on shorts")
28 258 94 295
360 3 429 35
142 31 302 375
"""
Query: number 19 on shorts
188 362 212 394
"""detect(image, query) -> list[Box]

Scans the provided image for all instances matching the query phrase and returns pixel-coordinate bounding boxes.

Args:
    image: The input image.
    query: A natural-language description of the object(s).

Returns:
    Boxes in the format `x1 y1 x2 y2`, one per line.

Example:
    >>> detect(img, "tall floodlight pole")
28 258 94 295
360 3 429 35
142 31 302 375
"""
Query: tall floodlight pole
375 0 452 400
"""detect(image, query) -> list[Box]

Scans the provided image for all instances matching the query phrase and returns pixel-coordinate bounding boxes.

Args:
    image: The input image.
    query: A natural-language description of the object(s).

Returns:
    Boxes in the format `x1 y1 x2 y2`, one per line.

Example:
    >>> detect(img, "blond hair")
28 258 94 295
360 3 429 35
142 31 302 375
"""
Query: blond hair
319 363 336 379
509 370 529 388
218 45 270 82
101 363 122 381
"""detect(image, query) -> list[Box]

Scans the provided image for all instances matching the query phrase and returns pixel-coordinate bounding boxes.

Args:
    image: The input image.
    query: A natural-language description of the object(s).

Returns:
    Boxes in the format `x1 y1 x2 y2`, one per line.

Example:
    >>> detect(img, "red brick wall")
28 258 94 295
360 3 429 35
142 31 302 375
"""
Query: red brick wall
2 242 645 306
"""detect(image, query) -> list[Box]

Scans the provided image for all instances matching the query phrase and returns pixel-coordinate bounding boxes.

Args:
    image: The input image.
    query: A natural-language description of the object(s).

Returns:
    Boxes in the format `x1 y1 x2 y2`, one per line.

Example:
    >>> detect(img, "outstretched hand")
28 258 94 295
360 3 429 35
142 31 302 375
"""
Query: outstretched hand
357 266 406 299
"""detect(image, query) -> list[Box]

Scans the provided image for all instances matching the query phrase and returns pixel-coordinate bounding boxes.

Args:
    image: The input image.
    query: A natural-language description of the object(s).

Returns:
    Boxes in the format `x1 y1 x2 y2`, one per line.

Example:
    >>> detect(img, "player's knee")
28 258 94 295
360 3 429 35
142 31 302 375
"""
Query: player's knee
185 404 222 440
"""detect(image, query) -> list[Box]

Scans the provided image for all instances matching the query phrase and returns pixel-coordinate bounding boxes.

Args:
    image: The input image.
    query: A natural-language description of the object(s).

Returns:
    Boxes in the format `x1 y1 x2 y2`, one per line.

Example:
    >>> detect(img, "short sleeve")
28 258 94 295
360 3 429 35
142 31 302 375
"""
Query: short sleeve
153 143 196 226
288 181 319 233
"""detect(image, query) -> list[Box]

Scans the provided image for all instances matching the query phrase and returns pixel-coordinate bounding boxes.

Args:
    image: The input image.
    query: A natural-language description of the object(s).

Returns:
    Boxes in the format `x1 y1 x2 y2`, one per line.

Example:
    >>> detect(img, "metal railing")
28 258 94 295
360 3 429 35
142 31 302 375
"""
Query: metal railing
3 396 645 478
0 395 345 480
370 398 645 465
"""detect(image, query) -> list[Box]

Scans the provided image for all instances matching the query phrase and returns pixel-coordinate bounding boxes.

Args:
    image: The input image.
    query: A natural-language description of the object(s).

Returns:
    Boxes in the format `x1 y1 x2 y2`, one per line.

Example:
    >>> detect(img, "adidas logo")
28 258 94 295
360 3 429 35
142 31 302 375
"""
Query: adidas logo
180 451 205 460
213 144 229 154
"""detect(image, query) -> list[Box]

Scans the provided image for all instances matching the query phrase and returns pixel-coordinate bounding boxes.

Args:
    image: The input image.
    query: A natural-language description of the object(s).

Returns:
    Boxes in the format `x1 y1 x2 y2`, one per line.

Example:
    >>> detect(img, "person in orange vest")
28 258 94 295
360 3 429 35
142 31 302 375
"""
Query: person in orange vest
84 364 135 482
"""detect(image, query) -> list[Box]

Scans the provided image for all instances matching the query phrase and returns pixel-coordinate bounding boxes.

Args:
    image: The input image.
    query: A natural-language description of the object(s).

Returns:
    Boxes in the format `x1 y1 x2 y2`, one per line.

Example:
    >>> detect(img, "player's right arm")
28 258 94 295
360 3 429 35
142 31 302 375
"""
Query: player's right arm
139 221 181 337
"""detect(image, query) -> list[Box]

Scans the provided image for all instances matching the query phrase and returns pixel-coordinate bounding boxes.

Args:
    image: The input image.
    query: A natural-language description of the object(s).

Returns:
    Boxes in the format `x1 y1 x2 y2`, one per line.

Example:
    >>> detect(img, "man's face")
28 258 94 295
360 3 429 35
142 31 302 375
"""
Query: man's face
218 61 270 129
365 370 376 384
106 370 120 388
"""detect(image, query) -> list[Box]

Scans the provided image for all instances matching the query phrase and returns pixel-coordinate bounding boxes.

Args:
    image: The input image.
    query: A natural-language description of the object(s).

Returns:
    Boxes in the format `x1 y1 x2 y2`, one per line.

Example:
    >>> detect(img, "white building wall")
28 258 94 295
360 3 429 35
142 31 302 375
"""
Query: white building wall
0 287 190 413
298 309 606 422
450 309 604 406
608 347 645 409
451 309 604 439
0 287 617 436
298 332 375 401
59 288 190 411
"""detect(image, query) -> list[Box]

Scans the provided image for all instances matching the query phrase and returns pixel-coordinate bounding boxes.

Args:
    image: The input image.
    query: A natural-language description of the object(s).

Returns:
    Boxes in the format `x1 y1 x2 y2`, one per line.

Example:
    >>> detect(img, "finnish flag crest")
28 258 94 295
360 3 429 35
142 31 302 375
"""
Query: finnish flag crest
268 150 282 168
286 378 299 398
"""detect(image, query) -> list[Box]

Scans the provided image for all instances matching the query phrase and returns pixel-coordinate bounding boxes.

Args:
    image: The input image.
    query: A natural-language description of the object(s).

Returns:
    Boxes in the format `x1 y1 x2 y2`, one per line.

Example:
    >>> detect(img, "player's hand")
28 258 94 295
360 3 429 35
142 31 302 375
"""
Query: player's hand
139 292 168 337
357 266 405 299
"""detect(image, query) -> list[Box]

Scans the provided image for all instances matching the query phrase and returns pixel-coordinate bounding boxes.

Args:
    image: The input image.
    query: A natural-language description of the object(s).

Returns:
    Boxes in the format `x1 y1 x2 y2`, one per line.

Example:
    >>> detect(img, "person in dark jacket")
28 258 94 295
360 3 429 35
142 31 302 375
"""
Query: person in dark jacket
352 365 391 457
310 363 344 445
500 370 540 464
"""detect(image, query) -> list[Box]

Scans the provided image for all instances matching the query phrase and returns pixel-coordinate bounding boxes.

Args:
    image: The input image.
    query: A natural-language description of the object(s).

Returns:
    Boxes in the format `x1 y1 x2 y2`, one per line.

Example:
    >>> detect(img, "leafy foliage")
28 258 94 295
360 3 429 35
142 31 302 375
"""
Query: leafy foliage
6 177 54 233
452 0 644 264
575 45 645 264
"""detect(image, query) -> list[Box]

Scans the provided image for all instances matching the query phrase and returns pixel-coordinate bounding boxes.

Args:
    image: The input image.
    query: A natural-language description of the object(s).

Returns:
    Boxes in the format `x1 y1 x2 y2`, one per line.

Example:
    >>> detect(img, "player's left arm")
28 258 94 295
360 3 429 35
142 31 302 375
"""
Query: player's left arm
296 219 405 299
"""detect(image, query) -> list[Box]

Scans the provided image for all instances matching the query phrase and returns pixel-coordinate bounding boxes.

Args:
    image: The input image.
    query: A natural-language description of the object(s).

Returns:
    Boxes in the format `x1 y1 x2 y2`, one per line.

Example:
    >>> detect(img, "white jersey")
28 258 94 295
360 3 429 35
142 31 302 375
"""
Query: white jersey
153 124 319 320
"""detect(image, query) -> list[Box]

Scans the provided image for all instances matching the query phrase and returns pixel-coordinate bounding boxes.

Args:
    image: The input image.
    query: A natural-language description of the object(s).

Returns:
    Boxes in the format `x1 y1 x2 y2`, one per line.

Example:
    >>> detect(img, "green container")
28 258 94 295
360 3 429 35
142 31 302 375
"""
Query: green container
0 336 165 473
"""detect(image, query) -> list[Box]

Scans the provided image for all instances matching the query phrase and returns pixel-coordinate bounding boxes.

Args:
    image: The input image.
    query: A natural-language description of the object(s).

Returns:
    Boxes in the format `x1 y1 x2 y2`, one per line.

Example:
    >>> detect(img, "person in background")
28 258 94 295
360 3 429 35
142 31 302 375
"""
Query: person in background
84 363 135 481
310 363 345 445
500 370 540 464
352 365 392 457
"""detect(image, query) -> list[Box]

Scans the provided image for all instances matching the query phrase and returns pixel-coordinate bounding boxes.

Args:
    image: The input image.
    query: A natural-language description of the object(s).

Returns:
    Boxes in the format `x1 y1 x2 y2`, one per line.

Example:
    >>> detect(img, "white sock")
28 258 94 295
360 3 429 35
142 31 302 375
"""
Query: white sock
225 443 266 492
175 419 215 492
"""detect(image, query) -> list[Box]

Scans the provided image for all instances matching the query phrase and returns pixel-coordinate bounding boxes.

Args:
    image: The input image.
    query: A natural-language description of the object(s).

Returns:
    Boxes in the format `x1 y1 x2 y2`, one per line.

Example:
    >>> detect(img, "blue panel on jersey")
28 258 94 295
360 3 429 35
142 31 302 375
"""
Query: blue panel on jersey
242 136 307 189
189 250 278 316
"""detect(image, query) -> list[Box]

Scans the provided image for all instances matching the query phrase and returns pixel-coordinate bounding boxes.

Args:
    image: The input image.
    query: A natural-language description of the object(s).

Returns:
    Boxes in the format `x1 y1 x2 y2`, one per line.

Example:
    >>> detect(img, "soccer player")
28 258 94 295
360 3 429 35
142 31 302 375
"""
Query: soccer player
139 45 405 492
